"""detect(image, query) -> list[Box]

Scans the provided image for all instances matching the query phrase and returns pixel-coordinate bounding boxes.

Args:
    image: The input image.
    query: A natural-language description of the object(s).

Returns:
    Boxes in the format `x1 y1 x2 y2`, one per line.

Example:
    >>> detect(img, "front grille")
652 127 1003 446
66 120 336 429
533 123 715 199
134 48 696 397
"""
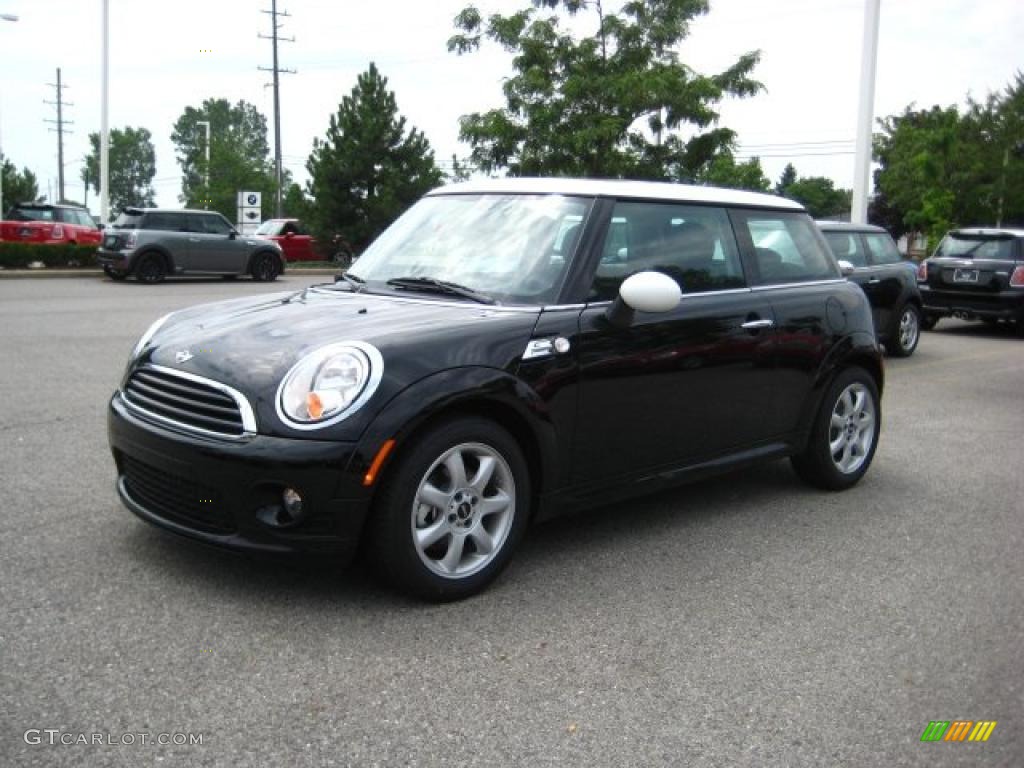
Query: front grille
124 367 248 437
121 454 234 533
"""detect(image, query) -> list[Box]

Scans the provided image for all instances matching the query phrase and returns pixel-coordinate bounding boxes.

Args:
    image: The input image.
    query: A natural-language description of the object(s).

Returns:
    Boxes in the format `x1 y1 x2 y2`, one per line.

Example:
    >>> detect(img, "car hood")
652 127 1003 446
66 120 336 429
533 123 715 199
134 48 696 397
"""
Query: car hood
134 287 542 437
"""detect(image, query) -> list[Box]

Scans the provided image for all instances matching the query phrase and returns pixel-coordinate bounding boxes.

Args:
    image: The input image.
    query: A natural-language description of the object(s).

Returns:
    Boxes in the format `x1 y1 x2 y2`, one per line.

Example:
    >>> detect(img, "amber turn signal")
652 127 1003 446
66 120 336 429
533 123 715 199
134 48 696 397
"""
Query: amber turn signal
363 439 396 487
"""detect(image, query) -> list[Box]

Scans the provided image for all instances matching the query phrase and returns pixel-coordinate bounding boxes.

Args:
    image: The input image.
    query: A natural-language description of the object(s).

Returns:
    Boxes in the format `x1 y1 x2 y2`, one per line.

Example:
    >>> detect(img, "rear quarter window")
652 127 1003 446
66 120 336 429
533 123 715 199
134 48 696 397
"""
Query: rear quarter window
142 212 186 231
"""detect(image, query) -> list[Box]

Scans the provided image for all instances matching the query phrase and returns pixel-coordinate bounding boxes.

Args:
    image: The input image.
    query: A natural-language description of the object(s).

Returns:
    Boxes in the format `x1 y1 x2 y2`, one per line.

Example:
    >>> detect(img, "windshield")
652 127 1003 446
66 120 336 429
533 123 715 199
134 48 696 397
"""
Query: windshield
348 193 592 305
255 220 284 236
935 234 1014 260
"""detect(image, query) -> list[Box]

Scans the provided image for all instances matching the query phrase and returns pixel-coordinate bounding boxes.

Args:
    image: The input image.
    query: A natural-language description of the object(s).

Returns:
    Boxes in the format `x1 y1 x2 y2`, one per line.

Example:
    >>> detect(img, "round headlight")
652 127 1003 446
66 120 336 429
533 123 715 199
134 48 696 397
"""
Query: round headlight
277 341 383 429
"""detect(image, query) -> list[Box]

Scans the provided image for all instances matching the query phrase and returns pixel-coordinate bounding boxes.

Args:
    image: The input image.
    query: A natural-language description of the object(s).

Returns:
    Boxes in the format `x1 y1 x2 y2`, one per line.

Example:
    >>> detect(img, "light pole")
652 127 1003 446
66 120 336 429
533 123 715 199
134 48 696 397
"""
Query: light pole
196 120 210 209
851 0 881 224
100 0 110 223
0 13 19 215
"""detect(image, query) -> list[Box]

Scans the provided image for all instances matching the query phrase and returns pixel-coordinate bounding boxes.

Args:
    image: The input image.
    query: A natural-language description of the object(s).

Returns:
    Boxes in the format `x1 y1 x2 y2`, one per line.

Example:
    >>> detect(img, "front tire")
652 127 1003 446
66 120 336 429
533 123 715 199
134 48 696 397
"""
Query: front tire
792 367 880 491
134 253 166 284
250 252 280 282
888 304 921 357
103 266 127 281
369 417 530 601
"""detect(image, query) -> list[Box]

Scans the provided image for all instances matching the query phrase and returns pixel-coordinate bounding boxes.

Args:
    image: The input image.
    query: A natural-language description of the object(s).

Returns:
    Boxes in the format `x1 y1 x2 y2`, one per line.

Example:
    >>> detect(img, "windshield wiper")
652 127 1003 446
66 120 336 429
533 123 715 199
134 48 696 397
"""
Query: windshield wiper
335 272 365 292
385 276 497 305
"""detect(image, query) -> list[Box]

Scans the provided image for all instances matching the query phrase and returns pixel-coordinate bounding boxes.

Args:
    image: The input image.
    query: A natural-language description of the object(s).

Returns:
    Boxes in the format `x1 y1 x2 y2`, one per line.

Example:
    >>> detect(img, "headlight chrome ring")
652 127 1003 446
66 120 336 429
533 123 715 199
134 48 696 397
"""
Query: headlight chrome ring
275 340 384 430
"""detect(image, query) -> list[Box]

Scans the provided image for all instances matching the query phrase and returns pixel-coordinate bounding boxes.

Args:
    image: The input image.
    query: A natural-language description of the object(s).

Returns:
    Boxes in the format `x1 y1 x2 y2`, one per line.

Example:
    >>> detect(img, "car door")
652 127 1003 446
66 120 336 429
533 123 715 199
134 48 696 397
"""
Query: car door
290 222 315 260
191 213 244 272
570 200 781 487
732 210 847 436
822 230 881 329
862 231 910 335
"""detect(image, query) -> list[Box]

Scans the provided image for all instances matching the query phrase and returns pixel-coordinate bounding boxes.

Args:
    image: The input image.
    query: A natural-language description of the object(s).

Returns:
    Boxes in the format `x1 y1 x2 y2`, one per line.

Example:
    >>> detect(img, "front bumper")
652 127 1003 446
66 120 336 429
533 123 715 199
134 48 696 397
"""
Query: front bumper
97 249 132 271
108 393 372 562
919 285 1024 320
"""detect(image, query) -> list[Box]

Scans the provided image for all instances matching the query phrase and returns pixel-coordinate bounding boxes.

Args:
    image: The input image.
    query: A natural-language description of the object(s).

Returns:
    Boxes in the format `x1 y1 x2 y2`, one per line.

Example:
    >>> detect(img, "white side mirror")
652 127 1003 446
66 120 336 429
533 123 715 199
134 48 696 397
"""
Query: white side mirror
620 271 682 312
606 271 682 328
836 259 856 277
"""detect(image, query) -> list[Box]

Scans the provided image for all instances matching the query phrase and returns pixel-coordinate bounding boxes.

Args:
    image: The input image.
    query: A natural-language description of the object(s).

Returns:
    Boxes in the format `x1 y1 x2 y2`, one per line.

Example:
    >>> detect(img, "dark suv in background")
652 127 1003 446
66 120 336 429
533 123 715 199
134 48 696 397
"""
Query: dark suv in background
916 228 1024 334
818 221 923 357
97 208 285 283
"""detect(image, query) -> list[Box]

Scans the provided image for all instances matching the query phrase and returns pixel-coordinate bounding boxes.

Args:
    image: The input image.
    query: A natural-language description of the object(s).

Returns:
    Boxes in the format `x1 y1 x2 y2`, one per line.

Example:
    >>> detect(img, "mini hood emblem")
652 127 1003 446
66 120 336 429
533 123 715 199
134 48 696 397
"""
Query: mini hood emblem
175 349 194 364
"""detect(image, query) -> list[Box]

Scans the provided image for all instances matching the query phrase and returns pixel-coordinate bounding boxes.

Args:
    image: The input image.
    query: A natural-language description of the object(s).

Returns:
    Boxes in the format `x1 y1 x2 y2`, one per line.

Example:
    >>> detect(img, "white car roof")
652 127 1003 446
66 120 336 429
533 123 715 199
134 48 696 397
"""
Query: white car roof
429 177 804 211
951 227 1024 238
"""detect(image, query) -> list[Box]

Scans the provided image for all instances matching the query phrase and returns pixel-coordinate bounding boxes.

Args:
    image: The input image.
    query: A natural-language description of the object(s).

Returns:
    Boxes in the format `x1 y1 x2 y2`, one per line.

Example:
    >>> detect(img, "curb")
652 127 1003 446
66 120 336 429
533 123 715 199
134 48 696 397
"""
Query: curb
0 268 341 279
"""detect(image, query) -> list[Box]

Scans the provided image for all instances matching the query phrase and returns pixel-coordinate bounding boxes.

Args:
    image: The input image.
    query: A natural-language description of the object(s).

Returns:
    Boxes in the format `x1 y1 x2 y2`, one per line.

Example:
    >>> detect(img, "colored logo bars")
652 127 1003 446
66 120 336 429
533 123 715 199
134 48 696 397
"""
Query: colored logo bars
921 721 997 742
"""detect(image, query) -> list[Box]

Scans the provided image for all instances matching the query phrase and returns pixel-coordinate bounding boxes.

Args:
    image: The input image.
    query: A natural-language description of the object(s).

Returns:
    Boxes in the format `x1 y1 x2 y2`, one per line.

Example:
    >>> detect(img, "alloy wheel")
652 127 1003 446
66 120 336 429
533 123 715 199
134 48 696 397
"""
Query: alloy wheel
410 442 516 579
828 382 876 474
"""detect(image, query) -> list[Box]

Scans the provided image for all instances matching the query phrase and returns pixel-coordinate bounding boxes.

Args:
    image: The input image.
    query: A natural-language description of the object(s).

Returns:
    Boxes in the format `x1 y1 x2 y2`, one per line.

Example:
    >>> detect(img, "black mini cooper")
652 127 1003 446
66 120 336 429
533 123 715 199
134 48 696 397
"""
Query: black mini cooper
109 178 883 600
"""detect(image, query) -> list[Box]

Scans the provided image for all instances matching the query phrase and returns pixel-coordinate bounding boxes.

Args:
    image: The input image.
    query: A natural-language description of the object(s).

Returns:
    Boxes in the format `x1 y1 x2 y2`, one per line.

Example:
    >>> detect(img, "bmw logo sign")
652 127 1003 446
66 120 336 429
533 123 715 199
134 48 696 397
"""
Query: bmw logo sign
247 193 258 206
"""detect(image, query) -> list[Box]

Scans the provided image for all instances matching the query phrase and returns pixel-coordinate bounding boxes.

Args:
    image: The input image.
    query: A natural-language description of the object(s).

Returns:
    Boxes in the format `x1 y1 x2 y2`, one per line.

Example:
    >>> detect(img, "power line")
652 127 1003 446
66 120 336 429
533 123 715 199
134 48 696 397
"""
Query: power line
43 67 73 202
259 0 296 218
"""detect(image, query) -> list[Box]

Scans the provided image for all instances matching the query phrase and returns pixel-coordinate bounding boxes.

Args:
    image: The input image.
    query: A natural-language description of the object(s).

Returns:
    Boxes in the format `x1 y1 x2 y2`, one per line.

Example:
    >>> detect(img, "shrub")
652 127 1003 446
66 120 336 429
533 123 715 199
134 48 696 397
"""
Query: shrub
0 242 100 269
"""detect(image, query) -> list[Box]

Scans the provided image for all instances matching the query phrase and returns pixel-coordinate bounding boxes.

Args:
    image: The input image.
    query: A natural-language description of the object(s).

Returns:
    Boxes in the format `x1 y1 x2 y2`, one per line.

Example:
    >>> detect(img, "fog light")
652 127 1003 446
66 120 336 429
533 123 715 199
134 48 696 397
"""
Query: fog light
282 488 304 518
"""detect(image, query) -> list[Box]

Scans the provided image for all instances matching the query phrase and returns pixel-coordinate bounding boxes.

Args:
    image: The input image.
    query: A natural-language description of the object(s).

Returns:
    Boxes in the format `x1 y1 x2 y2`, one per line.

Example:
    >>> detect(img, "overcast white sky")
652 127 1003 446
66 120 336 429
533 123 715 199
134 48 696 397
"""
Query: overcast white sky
1 0 1021 214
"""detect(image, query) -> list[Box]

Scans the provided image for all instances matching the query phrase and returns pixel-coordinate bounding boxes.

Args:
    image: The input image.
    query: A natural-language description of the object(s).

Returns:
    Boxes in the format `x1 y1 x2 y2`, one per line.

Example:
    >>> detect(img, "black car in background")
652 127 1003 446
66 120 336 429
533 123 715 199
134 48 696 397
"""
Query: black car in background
818 221 923 357
916 228 1024 334
109 178 883 600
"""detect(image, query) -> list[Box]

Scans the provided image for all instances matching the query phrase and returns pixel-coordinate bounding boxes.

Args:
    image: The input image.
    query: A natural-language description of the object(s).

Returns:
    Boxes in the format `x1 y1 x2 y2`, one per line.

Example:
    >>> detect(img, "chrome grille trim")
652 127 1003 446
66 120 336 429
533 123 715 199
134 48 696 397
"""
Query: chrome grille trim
122 364 257 439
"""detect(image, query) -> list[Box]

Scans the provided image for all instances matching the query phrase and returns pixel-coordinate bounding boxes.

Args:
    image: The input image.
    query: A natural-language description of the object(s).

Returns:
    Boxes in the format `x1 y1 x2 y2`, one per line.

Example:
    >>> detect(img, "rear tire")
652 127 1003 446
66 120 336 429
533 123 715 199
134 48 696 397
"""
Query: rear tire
250 252 280 282
368 417 530 601
920 313 939 331
134 253 166 284
792 366 880 491
888 304 921 357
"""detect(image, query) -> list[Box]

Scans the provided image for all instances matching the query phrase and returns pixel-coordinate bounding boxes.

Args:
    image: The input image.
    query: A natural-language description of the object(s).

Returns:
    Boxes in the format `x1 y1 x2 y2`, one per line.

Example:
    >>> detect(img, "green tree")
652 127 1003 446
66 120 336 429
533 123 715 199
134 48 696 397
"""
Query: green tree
783 176 851 219
282 182 309 220
82 126 156 215
698 152 770 192
775 162 797 195
305 63 443 250
873 105 970 244
1 155 40 213
171 98 279 221
448 0 761 180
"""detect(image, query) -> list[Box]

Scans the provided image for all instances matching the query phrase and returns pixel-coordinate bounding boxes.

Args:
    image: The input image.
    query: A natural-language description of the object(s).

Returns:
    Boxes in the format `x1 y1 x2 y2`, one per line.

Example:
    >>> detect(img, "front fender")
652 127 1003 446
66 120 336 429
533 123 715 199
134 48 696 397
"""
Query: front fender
340 366 559 499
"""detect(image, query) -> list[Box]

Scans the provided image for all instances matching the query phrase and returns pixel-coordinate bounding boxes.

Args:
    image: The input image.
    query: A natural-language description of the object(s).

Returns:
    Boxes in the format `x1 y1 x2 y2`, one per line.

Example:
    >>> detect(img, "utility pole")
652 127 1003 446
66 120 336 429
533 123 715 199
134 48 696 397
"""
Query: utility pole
44 67 74 203
851 0 881 224
259 0 295 218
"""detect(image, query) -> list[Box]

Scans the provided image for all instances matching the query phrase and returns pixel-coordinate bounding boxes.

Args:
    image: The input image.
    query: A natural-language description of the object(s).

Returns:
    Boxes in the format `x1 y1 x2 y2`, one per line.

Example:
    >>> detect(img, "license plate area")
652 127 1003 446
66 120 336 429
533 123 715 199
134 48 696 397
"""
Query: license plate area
953 268 979 283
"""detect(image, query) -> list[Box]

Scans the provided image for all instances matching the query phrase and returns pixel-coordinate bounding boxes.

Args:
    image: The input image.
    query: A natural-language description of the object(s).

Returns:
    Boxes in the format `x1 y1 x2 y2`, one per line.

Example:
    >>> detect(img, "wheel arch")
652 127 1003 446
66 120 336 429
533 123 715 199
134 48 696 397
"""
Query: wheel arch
795 332 883 448
247 248 285 275
133 245 174 273
354 368 558 523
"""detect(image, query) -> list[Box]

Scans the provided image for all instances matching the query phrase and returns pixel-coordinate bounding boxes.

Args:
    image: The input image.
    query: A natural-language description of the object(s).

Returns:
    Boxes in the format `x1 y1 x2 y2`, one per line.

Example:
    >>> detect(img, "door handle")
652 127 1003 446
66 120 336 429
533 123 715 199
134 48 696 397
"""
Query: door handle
868 277 881 284
741 318 774 330
188 238 201 243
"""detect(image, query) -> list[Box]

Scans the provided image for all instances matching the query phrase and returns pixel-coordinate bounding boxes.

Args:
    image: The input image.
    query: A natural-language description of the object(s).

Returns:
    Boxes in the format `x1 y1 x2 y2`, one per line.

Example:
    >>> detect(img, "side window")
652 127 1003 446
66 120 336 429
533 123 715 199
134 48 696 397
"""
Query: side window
590 202 745 301
739 213 837 284
864 233 901 265
204 214 233 235
143 212 185 231
823 232 867 268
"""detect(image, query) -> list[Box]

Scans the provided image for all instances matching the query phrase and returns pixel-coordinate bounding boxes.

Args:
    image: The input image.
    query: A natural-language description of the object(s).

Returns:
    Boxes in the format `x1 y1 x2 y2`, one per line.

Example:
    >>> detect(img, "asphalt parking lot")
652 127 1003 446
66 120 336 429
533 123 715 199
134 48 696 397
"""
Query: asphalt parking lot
1 275 1022 767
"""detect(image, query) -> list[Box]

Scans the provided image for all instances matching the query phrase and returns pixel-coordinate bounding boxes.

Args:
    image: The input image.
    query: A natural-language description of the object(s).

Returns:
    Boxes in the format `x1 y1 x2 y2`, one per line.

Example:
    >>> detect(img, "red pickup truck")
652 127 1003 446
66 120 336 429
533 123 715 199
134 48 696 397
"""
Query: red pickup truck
0 203 103 245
